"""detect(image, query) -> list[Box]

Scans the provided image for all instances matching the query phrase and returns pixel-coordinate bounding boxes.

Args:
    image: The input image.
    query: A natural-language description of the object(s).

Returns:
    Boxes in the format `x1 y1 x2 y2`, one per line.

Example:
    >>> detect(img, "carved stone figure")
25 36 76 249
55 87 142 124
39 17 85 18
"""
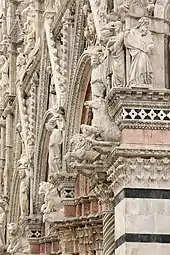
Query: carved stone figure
0 206 5 246
23 16 36 56
7 223 30 254
16 48 26 83
100 21 115 45
0 35 9 54
21 0 35 25
19 168 29 216
125 17 154 86
16 123 29 168
82 98 121 142
90 47 106 99
106 21 125 89
46 109 65 173
64 132 100 165
0 53 9 94
146 0 156 16
83 5 96 46
39 181 63 222
24 37 40 72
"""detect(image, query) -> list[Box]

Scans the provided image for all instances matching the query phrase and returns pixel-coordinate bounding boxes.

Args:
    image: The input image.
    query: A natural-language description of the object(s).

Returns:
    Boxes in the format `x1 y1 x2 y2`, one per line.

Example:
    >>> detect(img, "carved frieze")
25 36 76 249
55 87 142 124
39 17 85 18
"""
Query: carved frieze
106 88 170 130
107 155 170 195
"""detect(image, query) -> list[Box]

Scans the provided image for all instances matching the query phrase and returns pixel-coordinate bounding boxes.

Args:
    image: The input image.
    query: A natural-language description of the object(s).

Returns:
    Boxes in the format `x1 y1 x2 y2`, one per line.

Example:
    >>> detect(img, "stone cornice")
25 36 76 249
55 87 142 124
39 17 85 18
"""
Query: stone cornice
106 145 170 169
107 155 170 196
106 88 170 129
50 214 102 229
107 88 170 108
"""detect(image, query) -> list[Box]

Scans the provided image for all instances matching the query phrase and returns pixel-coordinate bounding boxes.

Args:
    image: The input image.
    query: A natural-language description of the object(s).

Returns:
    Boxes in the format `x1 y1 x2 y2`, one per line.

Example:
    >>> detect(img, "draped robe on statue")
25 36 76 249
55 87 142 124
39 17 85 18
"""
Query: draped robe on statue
125 28 154 86
107 31 125 88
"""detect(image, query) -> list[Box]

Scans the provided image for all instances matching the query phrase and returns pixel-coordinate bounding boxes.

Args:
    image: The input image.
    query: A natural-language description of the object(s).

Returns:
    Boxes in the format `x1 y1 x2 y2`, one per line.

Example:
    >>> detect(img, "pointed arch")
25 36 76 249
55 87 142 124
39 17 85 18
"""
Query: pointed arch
33 110 53 213
65 52 91 157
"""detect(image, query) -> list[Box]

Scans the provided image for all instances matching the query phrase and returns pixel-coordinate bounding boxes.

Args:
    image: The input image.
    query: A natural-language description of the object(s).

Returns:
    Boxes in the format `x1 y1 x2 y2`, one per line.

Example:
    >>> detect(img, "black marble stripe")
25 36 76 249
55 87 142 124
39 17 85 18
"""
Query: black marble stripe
115 188 170 206
115 233 170 249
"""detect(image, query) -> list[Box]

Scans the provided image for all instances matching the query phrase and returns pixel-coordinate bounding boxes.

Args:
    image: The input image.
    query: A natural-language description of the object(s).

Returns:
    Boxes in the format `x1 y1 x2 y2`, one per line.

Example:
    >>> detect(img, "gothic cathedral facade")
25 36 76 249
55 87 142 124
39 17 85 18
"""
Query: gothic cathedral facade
0 0 170 254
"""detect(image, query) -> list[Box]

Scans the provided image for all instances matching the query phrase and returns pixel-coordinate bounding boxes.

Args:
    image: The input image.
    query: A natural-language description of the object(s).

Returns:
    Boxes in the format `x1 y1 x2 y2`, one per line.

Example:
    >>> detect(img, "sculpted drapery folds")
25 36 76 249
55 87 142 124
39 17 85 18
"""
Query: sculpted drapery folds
106 20 125 89
16 48 26 84
90 47 106 99
19 168 29 217
83 4 96 47
38 180 63 223
46 108 65 173
0 53 9 97
125 17 154 87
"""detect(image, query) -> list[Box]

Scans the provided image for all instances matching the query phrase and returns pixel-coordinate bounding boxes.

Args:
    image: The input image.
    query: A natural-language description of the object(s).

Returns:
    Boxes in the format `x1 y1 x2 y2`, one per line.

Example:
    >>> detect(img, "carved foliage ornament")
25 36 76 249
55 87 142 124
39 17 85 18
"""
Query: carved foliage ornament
107 157 170 194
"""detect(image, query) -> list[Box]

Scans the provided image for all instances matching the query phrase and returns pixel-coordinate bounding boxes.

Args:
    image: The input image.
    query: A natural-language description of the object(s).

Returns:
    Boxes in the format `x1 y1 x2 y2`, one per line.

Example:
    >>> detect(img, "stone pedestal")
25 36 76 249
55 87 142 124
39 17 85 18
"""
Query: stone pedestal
107 88 170 255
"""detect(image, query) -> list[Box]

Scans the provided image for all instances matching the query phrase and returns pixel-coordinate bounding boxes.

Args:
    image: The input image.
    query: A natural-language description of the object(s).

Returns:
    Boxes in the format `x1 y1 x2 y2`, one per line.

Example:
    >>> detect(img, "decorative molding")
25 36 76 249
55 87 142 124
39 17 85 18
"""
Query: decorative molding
106 88 170 130
107 156 170 196
115 233 170 249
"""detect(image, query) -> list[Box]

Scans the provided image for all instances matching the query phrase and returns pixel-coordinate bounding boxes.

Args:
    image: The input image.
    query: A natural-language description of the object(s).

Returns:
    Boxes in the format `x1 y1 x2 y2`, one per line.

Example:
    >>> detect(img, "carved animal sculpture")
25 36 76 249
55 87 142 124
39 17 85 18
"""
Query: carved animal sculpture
64 134 100 164
39 182 62 214
83 98 121 141
7 223 30 254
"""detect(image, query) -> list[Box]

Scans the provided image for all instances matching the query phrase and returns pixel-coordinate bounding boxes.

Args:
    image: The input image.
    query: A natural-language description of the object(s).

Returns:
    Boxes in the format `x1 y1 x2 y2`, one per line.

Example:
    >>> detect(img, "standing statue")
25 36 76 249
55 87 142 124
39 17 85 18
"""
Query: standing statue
91 47 106 99
106 21 125 89
0 205 5 246
19 168 29 216
146 0 156 16
83 5 96 47
125 17 154 87
16 48 26 83
23 18 36 56
46 109 65 173
0 53 9 95
0 35 9 55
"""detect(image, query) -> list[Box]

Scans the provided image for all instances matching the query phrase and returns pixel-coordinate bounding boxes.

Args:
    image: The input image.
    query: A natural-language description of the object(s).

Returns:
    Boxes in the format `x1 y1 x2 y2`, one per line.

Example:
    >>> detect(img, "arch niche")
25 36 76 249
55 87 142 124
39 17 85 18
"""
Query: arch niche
33 110 53 214
65 51 93 197
65 52 92 154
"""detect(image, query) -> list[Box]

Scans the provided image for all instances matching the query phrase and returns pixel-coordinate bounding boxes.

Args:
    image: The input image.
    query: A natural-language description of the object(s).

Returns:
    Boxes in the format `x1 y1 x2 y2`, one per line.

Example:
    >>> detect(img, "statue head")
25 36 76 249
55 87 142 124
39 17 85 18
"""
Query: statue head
7 223 20 236
17 48 22 54
46 117 57 131
91 47 103 67
18 168 26 180
114 21 123 33
138 17 149 36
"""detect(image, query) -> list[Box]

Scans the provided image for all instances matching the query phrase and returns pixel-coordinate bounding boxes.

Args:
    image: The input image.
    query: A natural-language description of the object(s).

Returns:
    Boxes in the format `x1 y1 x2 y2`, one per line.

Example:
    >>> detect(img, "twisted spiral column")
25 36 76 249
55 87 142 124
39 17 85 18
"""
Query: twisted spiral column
45 16 63 107
28 84 36 151
103 210 115 255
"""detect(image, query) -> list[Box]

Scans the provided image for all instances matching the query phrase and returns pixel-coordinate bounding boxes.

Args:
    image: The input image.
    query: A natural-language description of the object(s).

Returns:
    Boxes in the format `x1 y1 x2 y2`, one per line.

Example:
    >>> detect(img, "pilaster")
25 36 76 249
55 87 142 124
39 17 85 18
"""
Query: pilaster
107 87 170 255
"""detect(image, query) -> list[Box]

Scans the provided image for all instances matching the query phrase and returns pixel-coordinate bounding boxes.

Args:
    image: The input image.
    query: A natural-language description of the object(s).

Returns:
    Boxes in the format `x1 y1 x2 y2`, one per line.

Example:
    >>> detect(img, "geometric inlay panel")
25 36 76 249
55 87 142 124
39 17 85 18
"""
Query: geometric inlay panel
122 108 170 122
